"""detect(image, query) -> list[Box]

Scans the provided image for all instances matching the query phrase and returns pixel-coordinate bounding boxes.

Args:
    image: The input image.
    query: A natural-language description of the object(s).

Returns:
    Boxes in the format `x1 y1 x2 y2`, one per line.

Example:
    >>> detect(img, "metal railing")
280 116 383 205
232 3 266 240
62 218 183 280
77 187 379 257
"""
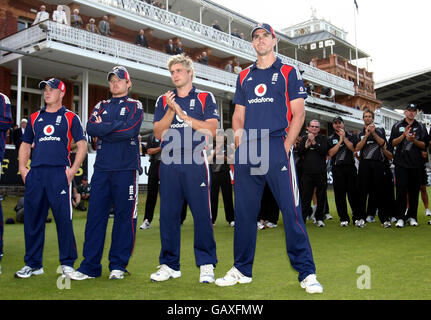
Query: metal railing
0 21 238 88
76 0 355 94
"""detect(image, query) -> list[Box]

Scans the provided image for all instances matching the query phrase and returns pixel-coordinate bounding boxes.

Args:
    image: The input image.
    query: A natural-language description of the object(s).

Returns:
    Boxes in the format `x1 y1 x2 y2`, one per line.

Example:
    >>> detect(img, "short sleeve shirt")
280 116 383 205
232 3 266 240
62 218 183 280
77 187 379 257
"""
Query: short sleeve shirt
22 106 86 167
233 57 307 139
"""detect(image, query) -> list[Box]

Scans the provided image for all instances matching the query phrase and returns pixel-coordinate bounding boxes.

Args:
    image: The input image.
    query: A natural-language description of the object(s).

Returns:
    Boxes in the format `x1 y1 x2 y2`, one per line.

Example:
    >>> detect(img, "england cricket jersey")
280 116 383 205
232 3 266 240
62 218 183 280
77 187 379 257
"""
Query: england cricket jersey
153 87 220 153
22 106 85 167
233 57 307 139
87 96 144 172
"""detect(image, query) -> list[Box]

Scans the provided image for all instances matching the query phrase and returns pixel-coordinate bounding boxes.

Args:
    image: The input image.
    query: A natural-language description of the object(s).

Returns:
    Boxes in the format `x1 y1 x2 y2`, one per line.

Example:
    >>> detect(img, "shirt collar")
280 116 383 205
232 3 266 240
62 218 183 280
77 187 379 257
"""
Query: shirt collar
251 57 282 71
173 86 196 98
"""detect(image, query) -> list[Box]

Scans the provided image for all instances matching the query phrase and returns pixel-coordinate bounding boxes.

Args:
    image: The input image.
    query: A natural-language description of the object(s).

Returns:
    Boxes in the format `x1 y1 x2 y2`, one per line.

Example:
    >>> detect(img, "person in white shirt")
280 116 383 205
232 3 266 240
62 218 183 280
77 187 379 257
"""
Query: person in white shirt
52 5 68 25
32 5 49 25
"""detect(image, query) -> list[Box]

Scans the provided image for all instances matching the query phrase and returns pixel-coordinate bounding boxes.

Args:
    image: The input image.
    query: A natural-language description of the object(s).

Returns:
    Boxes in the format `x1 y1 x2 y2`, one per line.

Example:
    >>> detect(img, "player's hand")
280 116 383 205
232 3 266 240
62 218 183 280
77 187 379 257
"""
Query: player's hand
165 91 177 111
19 167 30 184
65 168 76 185
406 132 416 142
337 129 345 140
403 125 411 137
368 124 376 134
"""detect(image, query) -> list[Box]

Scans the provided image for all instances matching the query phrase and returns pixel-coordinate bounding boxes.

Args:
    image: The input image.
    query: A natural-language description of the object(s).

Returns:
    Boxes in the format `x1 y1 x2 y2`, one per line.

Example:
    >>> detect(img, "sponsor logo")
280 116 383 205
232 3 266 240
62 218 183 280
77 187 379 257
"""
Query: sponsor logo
43 125 55 136
200 182 206 187
171 111 189 129
60 190 66 195
254 84 267 97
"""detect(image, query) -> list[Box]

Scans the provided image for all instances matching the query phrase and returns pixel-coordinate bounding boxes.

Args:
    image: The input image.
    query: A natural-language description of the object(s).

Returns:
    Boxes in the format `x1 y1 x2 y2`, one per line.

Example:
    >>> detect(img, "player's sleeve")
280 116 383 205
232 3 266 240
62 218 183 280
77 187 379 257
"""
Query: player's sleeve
153 95 166 123
86 102 123 137
70 114 86 143
0 94 13 132
388 123 400 146
232 75 246 107
103 100 144 142
21 117 34 144
203 92 220 121
287 67 308 101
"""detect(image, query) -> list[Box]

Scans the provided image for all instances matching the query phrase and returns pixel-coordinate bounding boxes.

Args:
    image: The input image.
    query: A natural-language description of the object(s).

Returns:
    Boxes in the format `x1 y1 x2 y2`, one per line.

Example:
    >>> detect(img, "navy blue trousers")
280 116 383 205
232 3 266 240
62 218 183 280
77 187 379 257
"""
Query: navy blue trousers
78 170 138 277
158 157 217 271
23 166 77 269
233 137 316 281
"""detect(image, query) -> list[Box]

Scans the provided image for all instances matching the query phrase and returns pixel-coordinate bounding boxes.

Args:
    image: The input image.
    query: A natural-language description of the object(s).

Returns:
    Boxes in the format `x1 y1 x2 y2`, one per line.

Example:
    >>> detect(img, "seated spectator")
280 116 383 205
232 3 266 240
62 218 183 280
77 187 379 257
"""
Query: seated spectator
136 28 149 48
198 51 209 65
99 15 113 36
71 9 84 28
212 20 222 31
239 32 245 40
165 39 175 55
86 18 100 34
174 41 183 55
224 60 233 73
52 5 68 25
77 176 91 201
32 5 49 26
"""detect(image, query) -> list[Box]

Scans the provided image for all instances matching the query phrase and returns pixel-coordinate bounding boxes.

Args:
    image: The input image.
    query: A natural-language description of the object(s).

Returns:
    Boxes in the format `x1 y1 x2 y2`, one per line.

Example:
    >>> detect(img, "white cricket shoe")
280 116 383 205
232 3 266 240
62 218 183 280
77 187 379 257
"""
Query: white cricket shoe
215 266 252 287
355 219 365 228
109 269 125 280
382 221 392 228
407 218 418 226
265 222 278 229
15 265 44 279
140 219 151 230
150 264 181 282
395 219 405 228
61 265 75 278
366 215 376 223
69 270 95 281
425 209 431 217
325 213 333 220
340 221 349 227
229 221 235 227
199 264 215 283
315 220 325 227
257 221 265 230
300 274 323 294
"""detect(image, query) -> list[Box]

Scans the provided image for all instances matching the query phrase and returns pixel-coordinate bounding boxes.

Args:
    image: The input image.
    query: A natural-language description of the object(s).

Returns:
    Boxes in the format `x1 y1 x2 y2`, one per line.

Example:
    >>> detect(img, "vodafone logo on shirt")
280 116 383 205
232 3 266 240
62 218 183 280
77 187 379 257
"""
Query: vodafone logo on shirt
39 125 61 142
43 125 55 136
254 84 267 97
248 83 274 104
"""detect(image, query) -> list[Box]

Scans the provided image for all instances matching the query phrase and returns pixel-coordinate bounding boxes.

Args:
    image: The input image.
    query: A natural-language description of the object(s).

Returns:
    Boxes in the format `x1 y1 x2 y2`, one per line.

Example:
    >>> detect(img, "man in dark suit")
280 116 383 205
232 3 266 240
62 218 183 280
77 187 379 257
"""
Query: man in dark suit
165 39 175 55
13 118 27 151
136 29 149 48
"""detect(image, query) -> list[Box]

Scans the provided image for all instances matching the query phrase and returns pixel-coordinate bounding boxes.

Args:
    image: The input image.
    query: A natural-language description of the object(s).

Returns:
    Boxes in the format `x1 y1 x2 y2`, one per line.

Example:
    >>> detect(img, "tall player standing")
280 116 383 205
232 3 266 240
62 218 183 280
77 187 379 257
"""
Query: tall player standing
215 24 323 294
150 54 219 283
15 79 87 278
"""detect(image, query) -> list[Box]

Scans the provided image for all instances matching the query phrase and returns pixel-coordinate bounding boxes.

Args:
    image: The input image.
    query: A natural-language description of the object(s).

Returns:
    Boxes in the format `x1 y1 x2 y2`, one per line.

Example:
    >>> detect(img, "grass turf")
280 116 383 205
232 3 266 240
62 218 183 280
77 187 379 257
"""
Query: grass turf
0 189 431 300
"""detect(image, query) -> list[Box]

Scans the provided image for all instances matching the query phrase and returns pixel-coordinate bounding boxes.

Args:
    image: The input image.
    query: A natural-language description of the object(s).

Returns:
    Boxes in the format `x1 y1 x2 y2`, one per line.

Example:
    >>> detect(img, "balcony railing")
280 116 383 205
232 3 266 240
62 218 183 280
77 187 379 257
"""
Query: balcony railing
0 21 238 88
76 0 355 94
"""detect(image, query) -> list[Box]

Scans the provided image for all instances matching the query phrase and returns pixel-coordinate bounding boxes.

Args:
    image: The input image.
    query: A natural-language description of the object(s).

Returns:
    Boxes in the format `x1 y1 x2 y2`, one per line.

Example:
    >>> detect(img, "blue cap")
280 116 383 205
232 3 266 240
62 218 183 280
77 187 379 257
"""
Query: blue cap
107 66 130 81
251 23 276 39
38 78 66 93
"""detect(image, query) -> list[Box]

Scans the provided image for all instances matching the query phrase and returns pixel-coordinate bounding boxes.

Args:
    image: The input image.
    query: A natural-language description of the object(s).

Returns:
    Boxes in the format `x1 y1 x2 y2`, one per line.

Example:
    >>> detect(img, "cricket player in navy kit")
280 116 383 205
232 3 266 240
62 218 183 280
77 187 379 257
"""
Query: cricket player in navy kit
215 24 323 294
0 92 13 275
15 79 87 278
70 66 143 280
150 54 219 283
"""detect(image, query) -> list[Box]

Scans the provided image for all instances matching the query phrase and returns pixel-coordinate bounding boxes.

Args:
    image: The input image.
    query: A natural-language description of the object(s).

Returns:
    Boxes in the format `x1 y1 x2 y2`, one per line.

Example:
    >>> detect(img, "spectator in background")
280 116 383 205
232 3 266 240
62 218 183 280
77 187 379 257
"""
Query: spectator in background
198 51 209 65
99 15 112 36
174 41 183 55
52 5 68 25
165 39 175 55
77 176 91 202
136 29 149 48
239 33 245 40
224 60 233 73
231 28 240 38
86 18 100 34
12 118 27 151
32 5 49 26
233 61 242 74
71 9 84 28
212 20 222 31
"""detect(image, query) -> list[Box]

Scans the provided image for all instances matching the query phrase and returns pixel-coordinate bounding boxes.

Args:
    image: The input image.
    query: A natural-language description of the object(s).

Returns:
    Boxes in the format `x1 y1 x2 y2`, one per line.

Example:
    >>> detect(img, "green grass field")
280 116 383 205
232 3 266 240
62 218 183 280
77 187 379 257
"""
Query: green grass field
0 189 431 300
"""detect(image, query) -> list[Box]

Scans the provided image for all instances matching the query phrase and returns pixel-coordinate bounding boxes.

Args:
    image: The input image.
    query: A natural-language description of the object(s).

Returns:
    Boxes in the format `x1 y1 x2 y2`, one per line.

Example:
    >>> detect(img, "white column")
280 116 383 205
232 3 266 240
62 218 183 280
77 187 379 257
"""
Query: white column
199 6 203 24
166 0 169 11
82 70 89 129
16 58 22 125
